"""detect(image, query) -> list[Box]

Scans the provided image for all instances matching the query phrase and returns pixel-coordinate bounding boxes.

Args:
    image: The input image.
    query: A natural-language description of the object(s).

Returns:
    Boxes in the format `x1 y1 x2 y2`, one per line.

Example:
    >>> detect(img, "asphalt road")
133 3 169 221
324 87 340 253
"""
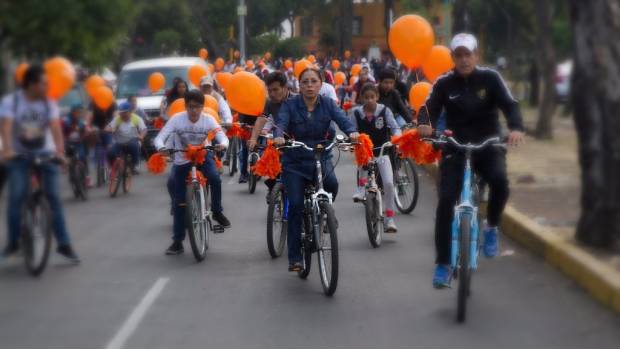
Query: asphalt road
1 154 619 348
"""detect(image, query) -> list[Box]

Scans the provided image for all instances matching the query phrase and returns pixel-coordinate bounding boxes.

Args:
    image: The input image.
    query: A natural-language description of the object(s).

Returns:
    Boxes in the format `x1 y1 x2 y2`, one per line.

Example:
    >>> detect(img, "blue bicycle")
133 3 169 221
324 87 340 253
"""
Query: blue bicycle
425 133 505 323
266 177 288 258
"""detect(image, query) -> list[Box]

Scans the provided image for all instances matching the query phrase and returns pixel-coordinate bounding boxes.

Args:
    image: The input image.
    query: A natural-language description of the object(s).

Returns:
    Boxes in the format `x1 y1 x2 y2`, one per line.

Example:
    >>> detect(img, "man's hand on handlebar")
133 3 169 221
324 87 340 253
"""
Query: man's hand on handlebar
274 137 285 146
417 124 433 138
214 144 227 152
507 130 524 147
247 138 257 151
348 132 360 143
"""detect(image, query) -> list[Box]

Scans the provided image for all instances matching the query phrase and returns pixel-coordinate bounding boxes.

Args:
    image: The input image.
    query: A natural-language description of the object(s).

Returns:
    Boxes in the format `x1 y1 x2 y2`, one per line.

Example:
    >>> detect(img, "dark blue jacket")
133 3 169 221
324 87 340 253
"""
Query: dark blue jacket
275 95 356 176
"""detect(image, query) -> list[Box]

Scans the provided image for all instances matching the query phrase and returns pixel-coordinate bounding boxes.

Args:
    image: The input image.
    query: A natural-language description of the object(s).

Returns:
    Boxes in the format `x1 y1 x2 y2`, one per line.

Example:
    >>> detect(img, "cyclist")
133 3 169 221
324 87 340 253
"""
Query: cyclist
248 71 295 198
88 91 115 171
161 78 188 119
154 90 230 255
350 84 401 233
63 104 91 186
417 33 524 288
0 64 80 262
274 67 359 272
378 68 412 127
104 101 146 174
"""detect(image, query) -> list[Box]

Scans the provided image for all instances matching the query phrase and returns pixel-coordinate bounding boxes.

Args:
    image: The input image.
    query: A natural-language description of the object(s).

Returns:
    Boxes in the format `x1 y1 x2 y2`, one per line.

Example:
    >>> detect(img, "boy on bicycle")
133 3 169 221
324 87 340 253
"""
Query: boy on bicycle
104 101 146 174
154 90 230 255
417 33 524 288
63 104 91 186
350 84 401 233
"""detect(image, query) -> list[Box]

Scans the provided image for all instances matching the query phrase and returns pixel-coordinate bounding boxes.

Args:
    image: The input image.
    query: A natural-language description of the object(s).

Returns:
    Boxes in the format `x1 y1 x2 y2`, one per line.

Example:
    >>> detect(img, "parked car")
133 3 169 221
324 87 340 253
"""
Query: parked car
115 57 208 158
555 59 572 103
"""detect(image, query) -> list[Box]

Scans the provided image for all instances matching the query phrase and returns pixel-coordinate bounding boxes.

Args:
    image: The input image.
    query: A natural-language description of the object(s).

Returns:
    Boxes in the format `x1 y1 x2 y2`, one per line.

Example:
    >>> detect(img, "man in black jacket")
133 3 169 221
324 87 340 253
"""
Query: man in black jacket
417 33 525 288
378 68 412 126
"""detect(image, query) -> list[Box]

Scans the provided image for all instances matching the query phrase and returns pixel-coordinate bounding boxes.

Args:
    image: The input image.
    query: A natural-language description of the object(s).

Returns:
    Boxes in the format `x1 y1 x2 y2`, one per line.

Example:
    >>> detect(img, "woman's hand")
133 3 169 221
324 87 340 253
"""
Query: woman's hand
348 132 360 143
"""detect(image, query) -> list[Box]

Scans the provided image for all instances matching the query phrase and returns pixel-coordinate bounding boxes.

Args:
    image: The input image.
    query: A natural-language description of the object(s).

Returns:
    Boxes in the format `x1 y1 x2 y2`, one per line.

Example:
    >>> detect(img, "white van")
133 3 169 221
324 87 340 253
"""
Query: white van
116 57 207 118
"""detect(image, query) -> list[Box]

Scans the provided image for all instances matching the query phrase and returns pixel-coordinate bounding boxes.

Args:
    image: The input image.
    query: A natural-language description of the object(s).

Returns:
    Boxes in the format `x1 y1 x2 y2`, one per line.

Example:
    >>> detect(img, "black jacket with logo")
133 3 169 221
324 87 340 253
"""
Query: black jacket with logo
418 67 524 143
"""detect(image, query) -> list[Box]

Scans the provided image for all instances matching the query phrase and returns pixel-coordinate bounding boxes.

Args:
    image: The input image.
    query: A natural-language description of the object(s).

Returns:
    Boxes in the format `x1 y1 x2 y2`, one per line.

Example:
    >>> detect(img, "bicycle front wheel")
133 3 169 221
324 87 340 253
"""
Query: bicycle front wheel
364 191 382 248
228 138 238 176
109 158 123 198
186 183 209 261
22 194 52 277
248 153 259 194
266 183 287 258
457 213 472 323
122 157 132 194
317 202 339 296
76 161 88 201
298 214 312 279
394 158 419 214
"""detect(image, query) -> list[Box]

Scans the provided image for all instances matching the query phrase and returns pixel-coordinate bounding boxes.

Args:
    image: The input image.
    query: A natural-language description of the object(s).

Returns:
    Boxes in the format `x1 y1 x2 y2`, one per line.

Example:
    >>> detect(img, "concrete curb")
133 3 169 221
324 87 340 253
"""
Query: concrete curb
421 164 620 314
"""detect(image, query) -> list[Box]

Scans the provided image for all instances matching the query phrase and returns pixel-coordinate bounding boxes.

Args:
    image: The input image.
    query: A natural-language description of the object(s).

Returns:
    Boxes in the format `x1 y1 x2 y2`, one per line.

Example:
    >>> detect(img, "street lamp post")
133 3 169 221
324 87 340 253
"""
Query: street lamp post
238 0 247 63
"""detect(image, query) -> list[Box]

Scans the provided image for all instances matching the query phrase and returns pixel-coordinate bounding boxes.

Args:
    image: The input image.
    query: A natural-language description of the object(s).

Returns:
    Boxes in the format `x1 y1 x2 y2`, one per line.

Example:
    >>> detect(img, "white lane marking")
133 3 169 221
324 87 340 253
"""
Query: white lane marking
106 277 170 349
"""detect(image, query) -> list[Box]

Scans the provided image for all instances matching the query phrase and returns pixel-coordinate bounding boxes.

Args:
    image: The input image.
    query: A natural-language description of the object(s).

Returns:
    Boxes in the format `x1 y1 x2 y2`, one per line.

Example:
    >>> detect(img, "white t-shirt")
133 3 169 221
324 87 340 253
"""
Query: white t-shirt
107 114 147 144
154 112 228 165
0 91 59 154
320 83 339 103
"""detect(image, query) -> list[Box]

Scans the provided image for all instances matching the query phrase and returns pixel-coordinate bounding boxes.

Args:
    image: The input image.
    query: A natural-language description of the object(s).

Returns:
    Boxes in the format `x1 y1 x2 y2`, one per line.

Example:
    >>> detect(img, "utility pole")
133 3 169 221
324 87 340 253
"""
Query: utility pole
238 0 247 63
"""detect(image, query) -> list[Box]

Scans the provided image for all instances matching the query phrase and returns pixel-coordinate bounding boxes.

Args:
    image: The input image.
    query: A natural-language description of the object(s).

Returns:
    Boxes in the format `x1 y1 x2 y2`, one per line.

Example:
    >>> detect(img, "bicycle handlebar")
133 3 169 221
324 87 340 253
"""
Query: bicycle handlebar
422 135 505 152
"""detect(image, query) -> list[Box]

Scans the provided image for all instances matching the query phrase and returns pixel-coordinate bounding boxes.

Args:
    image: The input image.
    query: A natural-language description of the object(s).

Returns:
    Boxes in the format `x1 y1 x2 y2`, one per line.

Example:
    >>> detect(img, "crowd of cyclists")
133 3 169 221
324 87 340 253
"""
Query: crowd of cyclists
0 32 524 291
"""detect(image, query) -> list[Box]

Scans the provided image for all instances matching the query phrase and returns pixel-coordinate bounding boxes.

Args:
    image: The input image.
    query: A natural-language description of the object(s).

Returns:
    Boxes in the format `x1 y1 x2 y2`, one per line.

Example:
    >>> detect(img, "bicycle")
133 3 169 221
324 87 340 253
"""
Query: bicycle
354 141 395 248
167 145 225 262
66 144 88 201
423 133 505 323
108 144 134 198
279 136 348 296
17 154 62 276
391 150 419 214
266 178 288 258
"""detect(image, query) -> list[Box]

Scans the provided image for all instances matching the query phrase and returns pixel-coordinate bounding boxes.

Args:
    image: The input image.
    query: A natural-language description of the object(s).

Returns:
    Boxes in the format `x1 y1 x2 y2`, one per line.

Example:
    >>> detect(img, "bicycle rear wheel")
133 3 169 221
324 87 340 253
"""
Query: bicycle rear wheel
186 183 209 261
364 191 382 248
109 158 123 197
457 213 472 323
22 194 52 277
318 202 339 296
266 183 287 258
248 153 259 194
228 138 238 176
394 158 419 214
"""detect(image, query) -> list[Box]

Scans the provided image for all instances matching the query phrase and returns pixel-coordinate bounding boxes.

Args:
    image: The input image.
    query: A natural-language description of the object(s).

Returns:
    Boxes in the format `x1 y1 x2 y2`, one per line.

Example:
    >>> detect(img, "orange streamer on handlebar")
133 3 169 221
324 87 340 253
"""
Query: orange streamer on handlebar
147 153 167 174
252 141 281 179
391 129 441 165
354 133 374 166
184 144 207 165
226 122 251 141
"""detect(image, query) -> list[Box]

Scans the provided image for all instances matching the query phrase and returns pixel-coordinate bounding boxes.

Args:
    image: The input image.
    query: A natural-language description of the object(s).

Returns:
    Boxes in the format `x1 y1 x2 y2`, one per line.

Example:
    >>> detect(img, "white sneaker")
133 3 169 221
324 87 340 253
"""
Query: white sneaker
352 187 365 202
384 217 398 233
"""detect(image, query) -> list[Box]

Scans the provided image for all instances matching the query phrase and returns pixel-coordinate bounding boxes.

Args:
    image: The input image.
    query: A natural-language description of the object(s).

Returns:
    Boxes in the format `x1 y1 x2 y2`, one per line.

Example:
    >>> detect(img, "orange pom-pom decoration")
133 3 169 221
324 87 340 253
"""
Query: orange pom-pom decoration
391 129 441 165
354 133 374 166
147 153 167 174
252 141 282 179
184 144 207 165
187 170 208 186
153 117 165 130
226 122 252 141
214 155 223 170
342 100 353 112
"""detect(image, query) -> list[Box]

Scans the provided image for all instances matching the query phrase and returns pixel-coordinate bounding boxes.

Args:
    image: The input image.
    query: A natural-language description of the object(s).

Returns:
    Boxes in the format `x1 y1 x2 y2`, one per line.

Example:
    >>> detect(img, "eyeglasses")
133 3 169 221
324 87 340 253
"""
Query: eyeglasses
300 79 321 86
187 104 203 111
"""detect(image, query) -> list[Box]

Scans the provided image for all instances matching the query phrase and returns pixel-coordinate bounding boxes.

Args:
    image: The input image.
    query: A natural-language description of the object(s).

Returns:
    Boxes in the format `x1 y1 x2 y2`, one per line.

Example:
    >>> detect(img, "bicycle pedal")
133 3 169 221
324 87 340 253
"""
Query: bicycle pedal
212 225 225 234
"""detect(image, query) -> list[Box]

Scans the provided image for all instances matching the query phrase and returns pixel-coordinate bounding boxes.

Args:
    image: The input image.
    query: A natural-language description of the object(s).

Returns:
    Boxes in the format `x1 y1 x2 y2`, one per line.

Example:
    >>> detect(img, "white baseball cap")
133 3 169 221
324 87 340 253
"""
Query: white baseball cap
200 75 214 86
450 33 478 52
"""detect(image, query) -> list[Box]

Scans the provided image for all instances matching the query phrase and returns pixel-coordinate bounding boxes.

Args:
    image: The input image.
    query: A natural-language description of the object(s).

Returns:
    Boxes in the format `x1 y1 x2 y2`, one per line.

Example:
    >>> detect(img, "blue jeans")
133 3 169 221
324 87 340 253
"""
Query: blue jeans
282 160 338 264
239 141 249 176
7 158 71 247
171 154 223 242
108 140 140 166
92 132 112 168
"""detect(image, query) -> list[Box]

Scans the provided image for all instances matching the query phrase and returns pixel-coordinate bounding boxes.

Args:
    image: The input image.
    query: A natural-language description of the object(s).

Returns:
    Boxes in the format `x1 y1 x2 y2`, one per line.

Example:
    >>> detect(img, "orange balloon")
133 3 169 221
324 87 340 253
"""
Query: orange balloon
168 98 186 117
334 72 346 86
284 59 293 70
45 57 76 100
215 57 225 71
227 71 267 116
344 50 351 59
92 86 114 110
147 72 165 93
15 63 29 85
421 45 455 82
199 48 208 60
351 64 362 77
331 59 341 71
204 94 219 111
388 14 434 69
307 54 316 63
215 72 233 91
85 75 106 97
203 107 221 124
188 64 208 87
294 59 313 79
246 60 255 70
409 82 432 112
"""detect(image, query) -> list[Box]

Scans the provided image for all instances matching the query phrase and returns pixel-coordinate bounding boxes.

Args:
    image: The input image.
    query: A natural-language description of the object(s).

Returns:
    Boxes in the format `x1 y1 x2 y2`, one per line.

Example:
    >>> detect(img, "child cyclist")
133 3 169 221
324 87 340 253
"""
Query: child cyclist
350 83 401 233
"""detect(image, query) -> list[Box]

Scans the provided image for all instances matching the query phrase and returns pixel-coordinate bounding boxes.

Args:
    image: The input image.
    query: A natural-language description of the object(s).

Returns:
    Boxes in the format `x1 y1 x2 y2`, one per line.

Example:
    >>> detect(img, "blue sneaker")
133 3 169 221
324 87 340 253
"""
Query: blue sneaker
432 264 452 289
483 227 499 258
